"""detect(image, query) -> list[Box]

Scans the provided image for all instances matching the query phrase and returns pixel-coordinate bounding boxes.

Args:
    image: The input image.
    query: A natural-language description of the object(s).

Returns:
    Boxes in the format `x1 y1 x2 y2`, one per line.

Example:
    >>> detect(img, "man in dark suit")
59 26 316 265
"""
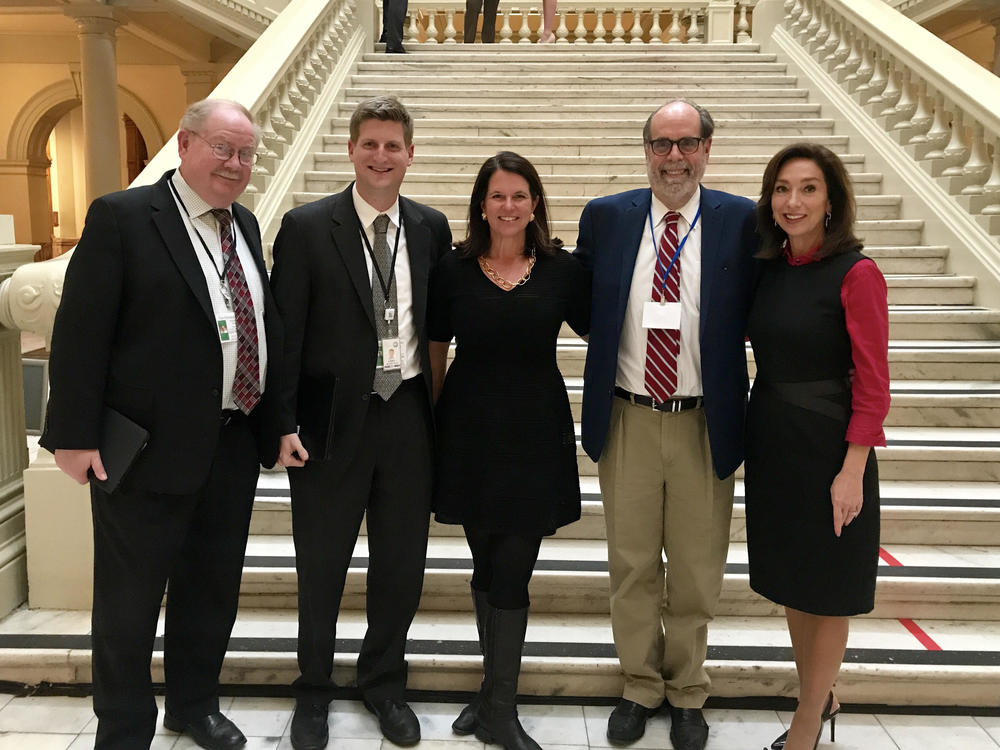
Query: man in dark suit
573 100 758 750
269 95 451 750
380 0 407 53
41 99 281 750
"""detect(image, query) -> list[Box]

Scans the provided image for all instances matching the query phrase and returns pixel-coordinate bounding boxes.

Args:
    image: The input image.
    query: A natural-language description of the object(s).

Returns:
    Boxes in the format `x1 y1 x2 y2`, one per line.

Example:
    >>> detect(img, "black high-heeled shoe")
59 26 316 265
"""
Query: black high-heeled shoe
767 691 840 749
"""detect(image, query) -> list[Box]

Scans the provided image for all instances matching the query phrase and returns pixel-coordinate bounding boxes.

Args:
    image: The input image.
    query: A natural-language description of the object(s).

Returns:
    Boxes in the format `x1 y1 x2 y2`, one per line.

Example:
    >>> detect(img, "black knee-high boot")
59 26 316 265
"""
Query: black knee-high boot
453 587 491 734
481 0 500 42
464 0 483 42
474 606 540 750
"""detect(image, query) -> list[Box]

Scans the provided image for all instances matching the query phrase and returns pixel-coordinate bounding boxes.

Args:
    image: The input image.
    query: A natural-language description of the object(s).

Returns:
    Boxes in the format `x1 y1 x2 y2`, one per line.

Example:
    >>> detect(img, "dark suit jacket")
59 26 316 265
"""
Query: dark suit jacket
268 184 452 478
573 186 758 479
40 170 282 494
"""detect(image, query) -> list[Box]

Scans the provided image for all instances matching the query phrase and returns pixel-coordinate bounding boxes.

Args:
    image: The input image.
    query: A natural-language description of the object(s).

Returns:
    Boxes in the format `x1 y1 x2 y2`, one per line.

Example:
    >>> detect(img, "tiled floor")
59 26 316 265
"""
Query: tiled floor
0 694 997 750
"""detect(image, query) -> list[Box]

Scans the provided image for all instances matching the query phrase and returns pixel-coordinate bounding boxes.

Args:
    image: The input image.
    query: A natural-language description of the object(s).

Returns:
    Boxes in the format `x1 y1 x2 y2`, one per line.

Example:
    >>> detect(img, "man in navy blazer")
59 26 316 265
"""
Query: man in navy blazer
573 100 757 750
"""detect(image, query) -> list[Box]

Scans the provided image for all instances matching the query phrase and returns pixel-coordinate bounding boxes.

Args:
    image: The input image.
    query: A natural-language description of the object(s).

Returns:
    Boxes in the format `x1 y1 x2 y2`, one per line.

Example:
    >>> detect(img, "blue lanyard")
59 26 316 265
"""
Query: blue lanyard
648 205 701 299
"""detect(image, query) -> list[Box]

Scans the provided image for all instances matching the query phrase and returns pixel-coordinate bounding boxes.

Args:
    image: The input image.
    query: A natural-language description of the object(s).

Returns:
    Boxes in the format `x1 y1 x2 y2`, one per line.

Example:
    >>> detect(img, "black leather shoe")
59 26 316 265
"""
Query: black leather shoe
385 44 407 53
668 706 709 750
606 699 660 744
163 711 246 750
363 697 421 746
290 701 329 750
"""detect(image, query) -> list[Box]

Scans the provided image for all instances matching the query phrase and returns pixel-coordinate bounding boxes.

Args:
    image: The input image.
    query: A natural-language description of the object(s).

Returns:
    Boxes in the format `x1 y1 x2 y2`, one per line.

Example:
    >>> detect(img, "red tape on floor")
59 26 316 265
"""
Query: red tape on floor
879 547 943 651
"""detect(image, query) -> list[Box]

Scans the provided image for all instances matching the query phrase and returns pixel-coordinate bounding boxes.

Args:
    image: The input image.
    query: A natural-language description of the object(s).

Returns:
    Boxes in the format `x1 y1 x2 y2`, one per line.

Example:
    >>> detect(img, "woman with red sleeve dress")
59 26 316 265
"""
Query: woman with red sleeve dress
745 143 891 750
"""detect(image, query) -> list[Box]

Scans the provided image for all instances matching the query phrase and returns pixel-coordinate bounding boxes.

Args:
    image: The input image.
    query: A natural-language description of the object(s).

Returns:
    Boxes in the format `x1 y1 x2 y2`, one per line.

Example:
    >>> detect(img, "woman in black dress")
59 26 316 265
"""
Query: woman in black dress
746 143 890 750
428 152 589 750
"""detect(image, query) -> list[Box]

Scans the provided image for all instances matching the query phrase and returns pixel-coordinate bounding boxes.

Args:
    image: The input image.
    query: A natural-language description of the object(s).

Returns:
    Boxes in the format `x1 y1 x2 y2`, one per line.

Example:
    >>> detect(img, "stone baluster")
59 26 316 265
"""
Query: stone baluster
856 44 884 104
573 9 587 43
839 34 864 87
827 20 851 72
886 68 917 132
736 2 751 43
407 11 421 44
687 9 702 44
902 79 934 144
626 10 642 44
647 9 662 44
817 10 838 60
500 9 514 42
593 9 608 43
787 0 804 35
667 9 682 43
794 0 812 43
611 9 626 43
940 109 970 178
917 90 953 164
808 6 829 54
444 9 457 42
426 10 440 43
556 11 570 42
876 61 902 117
955 120 992 195
980 136 1000 215
518 8 531 42
804 0 822 46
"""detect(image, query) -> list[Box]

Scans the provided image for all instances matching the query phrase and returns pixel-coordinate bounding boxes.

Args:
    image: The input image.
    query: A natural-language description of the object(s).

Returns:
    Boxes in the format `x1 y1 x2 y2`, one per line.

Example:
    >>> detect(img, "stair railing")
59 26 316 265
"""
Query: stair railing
754 0 1000 305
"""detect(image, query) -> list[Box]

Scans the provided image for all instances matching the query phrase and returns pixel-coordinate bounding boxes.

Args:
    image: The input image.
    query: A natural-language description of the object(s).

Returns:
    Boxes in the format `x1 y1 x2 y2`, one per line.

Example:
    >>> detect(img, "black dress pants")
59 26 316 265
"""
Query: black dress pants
289 377 432 704
381 0 408 49
90 413 259 750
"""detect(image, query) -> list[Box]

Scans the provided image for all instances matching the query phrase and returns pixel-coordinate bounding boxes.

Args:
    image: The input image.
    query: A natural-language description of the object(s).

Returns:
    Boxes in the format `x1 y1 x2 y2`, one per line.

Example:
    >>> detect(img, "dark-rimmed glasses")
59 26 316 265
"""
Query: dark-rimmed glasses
190 131 259 166
645 137 705 156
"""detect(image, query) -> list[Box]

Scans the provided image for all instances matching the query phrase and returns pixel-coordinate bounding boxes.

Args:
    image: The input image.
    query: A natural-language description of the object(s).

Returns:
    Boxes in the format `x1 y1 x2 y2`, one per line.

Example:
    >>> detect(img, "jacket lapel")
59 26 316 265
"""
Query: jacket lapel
330 186 377 330
401 197 430 340
616 189 651 330
698 187 724 342
151 171 215 325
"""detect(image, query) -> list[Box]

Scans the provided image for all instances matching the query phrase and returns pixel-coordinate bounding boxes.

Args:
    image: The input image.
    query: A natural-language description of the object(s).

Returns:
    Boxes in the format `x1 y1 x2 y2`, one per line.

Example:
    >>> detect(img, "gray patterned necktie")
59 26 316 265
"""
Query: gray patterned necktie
371 213 402 400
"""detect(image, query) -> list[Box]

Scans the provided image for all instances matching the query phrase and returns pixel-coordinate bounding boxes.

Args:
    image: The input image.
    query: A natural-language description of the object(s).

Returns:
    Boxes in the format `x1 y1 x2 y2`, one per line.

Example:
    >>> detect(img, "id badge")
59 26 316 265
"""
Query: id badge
642 301 681 330
380 337 402 371
217 313 237 344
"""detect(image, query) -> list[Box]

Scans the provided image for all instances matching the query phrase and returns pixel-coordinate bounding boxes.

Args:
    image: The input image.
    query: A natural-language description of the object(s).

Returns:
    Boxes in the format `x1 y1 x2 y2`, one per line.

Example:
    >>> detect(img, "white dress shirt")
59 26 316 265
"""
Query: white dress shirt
169 171 268 410
616 188 704 398
352 184 421 380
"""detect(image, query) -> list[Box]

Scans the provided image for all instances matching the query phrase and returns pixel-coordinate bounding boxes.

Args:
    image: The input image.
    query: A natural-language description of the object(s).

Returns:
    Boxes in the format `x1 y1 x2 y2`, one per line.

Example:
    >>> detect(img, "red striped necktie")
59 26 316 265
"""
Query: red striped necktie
644 210 681 402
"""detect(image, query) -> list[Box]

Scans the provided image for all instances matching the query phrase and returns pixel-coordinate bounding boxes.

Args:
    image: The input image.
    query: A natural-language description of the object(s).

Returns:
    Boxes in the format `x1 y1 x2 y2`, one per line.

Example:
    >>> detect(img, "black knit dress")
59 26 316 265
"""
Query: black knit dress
745 250 881 616
428 249 590 535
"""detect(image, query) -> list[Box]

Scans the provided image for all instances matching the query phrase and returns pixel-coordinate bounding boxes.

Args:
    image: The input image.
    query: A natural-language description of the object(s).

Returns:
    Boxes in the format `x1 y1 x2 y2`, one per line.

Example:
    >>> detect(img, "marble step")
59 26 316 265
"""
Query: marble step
360 44 768 59
354 60 792 73
569 426 1000 481
329 116 837 136
2 607 995 705
252 474 1000 546
301 173 885 199
545 378 1000 427
348 73 802 88
320 132 848 155
337 101 826 120
313 150 867 174
232 536 1000 621
546 338 1000 377
342 86 813 104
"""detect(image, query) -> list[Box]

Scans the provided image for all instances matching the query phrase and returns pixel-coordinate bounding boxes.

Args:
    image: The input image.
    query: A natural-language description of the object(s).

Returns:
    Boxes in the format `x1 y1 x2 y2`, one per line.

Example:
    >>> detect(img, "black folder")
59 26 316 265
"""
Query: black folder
91 407 150 493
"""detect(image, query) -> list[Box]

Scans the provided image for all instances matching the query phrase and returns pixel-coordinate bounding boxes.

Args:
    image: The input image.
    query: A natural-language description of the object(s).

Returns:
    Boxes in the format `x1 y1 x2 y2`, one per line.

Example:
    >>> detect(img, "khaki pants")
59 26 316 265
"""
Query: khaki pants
598 398 735 709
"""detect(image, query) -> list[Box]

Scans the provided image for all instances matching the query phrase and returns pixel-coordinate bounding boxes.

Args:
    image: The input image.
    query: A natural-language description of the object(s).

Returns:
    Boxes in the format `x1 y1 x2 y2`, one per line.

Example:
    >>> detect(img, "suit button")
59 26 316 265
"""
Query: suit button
362 393 369 401
211 388 220 397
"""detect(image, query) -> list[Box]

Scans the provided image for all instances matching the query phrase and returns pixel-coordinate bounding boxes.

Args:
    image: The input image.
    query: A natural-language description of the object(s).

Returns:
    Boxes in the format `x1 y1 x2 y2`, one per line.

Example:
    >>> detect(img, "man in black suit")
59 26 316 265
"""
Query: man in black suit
41 99 281 750
380 0 408 53
270 95 451 750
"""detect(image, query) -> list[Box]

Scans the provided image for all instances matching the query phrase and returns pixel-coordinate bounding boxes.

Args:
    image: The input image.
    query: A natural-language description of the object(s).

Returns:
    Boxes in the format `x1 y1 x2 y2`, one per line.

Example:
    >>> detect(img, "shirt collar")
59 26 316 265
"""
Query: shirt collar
171 170 230 221
650 186 701 230
782 240 823 265
352 183 401 230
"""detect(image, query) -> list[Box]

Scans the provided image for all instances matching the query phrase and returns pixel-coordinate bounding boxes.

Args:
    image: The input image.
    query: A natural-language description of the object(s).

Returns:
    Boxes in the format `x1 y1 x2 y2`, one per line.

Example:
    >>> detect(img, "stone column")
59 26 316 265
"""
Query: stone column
705 0 735 44
67 6 123 205
992 15 1000 77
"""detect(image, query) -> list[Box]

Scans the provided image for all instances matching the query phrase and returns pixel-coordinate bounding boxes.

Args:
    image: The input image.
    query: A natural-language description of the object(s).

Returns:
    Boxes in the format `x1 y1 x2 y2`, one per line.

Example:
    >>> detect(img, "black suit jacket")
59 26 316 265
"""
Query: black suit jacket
40 170 282 494
269 184 452 478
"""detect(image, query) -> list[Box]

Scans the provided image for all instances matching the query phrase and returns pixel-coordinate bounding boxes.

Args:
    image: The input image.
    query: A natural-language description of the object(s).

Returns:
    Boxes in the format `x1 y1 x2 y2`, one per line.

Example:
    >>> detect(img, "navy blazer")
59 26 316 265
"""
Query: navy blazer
573 186 758 479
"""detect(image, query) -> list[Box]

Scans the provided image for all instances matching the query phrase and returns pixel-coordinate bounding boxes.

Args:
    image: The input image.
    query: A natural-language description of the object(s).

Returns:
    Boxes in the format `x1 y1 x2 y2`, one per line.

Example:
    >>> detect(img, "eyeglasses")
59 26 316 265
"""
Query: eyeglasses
645 137 705 156
189 131 258 166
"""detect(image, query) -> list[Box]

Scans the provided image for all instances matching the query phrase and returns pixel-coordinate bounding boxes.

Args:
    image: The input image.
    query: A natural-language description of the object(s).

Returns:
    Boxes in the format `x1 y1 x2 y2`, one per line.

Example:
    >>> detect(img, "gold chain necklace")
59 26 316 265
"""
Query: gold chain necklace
479 251 536 290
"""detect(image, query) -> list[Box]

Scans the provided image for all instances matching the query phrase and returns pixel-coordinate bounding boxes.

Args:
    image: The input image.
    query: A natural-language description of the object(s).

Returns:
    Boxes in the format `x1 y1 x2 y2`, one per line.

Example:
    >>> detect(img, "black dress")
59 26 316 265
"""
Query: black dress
428 248 590 535
745 251 881 616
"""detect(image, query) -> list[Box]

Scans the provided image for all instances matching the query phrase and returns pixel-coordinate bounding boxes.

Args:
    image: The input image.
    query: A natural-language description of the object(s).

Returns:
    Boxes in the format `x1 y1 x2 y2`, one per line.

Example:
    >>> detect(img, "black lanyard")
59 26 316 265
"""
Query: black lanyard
168 178 237 284
358 213 402 303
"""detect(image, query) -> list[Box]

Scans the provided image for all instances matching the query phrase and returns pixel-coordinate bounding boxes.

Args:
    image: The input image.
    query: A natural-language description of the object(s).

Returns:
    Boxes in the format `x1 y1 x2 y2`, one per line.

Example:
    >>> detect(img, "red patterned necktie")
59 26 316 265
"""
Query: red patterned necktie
212 209 261 415
644 211 681 403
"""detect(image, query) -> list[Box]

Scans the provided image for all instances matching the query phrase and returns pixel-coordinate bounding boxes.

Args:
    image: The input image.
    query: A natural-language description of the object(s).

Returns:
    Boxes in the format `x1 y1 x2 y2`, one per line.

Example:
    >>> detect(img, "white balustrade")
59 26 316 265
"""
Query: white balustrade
400 0 756 44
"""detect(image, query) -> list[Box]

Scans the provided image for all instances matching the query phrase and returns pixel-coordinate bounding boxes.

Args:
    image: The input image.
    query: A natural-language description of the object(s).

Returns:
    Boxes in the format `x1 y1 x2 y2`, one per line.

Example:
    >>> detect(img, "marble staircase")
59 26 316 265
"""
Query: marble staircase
5 44 1000 709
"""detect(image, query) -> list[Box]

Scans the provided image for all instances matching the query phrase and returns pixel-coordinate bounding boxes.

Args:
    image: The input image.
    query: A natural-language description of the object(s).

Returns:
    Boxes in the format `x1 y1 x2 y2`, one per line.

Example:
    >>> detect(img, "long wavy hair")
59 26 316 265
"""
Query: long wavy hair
455 151 562 259
756 142 863 260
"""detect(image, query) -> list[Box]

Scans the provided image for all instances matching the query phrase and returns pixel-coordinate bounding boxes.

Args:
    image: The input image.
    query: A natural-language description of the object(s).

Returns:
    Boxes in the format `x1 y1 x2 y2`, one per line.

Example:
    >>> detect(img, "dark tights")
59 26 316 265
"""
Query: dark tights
464 527 543 609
